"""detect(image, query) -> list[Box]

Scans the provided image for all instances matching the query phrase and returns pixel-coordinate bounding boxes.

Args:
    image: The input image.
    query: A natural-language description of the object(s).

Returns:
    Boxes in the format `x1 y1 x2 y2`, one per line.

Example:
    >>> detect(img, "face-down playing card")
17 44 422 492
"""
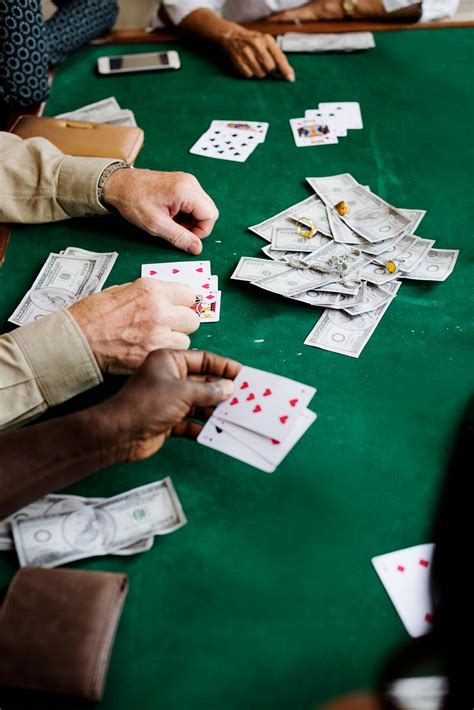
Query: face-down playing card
371 543 435 638
214 366 316 441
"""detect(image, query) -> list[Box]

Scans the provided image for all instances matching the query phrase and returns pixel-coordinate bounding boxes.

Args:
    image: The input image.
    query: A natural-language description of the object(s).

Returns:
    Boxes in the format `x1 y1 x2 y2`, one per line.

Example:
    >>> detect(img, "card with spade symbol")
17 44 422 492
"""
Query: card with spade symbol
211 366 316 442
190 127 260 162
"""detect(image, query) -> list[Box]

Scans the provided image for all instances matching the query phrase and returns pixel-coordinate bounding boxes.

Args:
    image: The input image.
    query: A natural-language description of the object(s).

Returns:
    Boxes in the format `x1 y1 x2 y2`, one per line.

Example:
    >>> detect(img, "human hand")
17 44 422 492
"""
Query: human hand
219 26 295 81
98 349 242 461
270 0 344 21
102 169 219 255
68 278 199 374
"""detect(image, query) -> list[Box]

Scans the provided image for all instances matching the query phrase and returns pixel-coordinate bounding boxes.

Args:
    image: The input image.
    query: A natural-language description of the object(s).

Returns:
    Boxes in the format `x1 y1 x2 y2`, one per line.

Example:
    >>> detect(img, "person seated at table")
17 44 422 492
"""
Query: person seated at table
0 0 118 109
0 348 240 519
149 0 397 81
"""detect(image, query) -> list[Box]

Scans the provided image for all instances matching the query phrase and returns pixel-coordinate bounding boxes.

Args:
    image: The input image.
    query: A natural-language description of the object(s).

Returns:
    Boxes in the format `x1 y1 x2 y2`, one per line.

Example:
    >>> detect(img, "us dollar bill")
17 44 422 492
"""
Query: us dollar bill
374 235 435 272
1 493 152 555
360 261 400 286
303 281 401 357
12 479 185 568
9 251 117 326
271 226 330 252
357 208 426 256
103 109 137 127
326 205 369 246
56 96 121 122
343 282 394 315
231 257 290 282
278 31 375 53
291 281 367 309
399 249 459 281
261 245 304 261
307 175 410 242
249 194 330 241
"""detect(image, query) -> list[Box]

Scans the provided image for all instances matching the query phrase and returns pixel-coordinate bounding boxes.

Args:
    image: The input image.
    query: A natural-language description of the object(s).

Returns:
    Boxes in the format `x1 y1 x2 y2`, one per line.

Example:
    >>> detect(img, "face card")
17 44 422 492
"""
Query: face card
190 128 260 162
216 408 317 467
198 418 275 472
371 543 435 638
215 366 316 441
193 290 221 322
141 261 211 281
290 118 339 147
318 102 363 130
209 120 268 143
305 108 347 137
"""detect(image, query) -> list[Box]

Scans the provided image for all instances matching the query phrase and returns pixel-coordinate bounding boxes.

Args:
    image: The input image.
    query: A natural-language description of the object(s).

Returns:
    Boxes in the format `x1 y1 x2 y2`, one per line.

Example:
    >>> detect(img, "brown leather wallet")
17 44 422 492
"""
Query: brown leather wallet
0 567 128 702
10 114 144 163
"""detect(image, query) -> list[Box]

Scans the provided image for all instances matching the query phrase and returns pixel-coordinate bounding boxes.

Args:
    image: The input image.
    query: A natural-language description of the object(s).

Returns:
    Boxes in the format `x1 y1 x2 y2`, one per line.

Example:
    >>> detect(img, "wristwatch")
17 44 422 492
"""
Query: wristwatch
97 161 130 207
342 0 359 16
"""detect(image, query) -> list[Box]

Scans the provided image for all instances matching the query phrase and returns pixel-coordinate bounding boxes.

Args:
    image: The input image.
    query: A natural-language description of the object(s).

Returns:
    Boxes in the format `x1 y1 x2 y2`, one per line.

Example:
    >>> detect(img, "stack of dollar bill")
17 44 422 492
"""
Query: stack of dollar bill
0 478 186 568
277 32 375 53
231 173 459 358
56 96 137 127
8 246 118 326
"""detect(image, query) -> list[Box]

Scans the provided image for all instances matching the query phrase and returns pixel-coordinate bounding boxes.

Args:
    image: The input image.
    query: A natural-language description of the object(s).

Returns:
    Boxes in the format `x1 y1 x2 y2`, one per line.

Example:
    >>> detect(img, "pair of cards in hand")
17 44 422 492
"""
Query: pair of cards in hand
198 366 317 472
190 119 269 163
290 101 362 147
141 260 221 322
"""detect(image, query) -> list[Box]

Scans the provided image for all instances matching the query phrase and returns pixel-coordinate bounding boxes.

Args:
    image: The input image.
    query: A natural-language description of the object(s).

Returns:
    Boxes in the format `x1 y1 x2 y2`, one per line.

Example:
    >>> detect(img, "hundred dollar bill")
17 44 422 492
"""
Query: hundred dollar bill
326 205 369 245
1 494 152 555
307 175 410 242
303 280 401 357
271 226 331 252
399 249 459 281
359 208 427 256
291 280 367 309
360 261 400 286
261 245 304 261
249 194 331 241
278 31 375 53
56 96 121 122
343 281 394 316
231 257 289 281
9 251 117 326
12 478 185 568
103 109 137 127
374 236 435 272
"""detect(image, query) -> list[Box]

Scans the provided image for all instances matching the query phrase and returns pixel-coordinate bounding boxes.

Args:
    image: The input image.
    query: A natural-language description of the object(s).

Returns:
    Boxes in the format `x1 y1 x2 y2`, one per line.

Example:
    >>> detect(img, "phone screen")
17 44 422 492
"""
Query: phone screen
109 53 170 71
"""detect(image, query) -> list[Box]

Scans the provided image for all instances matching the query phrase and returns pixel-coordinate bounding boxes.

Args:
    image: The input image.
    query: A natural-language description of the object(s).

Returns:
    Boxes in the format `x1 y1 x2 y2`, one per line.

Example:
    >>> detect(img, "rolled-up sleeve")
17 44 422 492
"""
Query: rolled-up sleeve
0 132 116 223
163 0 225 24
0 310 102 431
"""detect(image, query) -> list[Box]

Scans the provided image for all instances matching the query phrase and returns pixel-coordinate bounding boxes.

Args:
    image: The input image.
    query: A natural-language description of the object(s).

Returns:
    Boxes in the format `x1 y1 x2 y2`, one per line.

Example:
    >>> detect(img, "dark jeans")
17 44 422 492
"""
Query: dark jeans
0 0 118 108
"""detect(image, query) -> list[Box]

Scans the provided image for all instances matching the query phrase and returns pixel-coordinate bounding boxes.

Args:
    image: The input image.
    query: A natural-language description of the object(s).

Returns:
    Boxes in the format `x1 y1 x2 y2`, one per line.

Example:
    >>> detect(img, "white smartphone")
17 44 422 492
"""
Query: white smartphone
97 51 181 75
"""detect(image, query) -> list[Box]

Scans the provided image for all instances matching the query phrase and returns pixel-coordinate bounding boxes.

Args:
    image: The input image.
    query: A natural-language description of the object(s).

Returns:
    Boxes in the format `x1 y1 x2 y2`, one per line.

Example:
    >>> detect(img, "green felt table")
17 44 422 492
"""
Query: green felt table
1 29 473 710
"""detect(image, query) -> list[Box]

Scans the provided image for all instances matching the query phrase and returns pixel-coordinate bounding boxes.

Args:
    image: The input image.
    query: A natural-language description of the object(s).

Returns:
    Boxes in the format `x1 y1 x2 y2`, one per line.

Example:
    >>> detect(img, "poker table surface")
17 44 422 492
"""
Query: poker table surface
1 28 473 710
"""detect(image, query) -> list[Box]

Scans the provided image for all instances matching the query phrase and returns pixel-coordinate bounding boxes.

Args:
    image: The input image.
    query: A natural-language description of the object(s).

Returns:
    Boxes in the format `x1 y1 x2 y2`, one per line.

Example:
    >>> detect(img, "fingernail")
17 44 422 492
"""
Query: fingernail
289 72 296 83
215 379 234 398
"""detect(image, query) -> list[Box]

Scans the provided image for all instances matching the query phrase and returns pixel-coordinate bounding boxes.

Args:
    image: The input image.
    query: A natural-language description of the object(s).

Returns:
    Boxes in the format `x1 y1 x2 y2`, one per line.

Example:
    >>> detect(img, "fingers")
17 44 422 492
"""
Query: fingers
164 304 200 334
139 278 196 308
230 52 253 78
184 378 235 408
172 419 203 440
154 215 204 255
157 332 191 350
178 350 242 380
265 35 296 82
242 46 266 78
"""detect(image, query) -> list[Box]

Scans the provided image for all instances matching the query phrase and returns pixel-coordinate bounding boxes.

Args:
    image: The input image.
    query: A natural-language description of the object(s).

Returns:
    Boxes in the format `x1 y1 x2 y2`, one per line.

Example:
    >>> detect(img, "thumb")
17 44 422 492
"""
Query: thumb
186 379 235 408
155 216 203 255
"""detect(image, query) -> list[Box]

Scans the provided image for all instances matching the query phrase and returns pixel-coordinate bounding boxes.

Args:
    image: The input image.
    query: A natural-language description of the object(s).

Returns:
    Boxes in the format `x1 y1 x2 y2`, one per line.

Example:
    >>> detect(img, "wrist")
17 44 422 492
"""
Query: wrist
100 163 131 210
68 299 104 371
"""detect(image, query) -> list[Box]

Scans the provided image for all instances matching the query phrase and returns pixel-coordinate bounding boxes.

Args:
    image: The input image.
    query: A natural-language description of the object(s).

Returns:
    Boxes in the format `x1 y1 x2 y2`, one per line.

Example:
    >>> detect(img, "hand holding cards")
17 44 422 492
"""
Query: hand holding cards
141 260 221 322
198 366 317 472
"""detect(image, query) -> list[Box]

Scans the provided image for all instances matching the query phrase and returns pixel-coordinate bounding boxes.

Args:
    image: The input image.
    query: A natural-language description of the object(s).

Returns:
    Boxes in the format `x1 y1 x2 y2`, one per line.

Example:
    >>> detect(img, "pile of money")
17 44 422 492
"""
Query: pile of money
1 478 186 568
278 32 375 53
231 173 459 358
9 246 117 326
56 96 137 127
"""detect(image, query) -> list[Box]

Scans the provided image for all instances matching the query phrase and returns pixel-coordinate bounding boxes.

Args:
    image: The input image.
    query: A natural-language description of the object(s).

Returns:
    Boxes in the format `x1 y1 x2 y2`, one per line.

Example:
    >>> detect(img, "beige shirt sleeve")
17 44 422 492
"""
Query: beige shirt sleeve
0 309 103 431
0 132 117 223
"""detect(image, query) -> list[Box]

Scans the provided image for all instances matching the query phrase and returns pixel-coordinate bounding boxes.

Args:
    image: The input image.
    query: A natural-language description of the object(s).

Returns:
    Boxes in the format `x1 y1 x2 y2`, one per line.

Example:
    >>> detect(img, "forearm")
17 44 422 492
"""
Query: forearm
179 8 239 44
0 405 126 519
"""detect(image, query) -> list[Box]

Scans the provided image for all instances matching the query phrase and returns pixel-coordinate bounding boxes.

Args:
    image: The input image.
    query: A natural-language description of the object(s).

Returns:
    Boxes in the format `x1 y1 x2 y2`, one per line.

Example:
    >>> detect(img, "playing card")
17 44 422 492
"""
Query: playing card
289 118 339 147
141 261 211 281
318 102 363 130
190 128 260 162
305 108 347 137
193 290 221 322
371 543 435 638
209 120 268 143
198 418 274 473
142 264 218 293
215 366 316 441
216 408 317 467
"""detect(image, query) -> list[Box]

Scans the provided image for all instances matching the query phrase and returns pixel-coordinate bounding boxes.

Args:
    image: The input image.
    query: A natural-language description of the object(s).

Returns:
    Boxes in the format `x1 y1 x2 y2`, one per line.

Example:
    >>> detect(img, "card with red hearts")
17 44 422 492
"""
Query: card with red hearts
371 543 435 638
192 290 221 322
214 366 316 441
141 261 212 283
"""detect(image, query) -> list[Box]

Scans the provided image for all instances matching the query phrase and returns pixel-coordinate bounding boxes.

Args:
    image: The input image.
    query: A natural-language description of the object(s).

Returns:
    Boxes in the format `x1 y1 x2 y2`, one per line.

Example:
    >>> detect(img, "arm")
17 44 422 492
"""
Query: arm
0 349 240 519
